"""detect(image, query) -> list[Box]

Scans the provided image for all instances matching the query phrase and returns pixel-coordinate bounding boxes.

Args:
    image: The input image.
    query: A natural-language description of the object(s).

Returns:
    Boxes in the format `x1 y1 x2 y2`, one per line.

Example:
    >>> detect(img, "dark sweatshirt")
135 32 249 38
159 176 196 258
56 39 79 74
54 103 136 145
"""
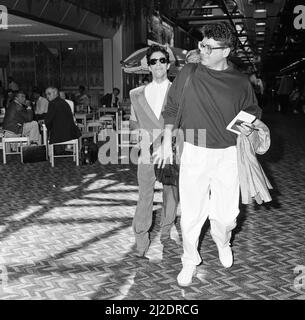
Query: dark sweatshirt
163 63 262 148
3 99 33 135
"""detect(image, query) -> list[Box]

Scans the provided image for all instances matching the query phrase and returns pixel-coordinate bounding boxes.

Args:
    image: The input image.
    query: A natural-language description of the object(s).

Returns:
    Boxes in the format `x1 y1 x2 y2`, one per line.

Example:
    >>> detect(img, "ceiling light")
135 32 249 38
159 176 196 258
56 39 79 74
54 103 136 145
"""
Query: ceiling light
236 25 243 31
67 47 74 50
255 9 266 13
7 24 33 28
256 22 266 26
201 5 219 9
21 33 69 37
256 31 265 35
189 21 212 25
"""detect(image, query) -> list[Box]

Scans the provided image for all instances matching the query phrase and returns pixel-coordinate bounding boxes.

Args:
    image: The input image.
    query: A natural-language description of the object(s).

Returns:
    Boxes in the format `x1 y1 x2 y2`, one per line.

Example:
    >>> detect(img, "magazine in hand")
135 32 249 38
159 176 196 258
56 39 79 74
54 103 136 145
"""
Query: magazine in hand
226 110 256 135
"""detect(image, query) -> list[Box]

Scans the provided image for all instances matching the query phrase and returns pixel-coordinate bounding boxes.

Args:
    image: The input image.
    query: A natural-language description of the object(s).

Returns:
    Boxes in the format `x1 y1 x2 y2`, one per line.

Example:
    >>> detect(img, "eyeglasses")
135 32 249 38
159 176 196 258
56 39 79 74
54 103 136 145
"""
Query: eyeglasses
198 42 228 55
148 58 168 65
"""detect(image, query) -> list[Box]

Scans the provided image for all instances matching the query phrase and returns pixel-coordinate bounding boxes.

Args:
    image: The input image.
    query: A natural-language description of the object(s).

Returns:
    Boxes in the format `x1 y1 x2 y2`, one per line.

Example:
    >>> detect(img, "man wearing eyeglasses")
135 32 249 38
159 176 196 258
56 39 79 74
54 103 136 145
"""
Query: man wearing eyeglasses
129 45 179 258
155 22 262 286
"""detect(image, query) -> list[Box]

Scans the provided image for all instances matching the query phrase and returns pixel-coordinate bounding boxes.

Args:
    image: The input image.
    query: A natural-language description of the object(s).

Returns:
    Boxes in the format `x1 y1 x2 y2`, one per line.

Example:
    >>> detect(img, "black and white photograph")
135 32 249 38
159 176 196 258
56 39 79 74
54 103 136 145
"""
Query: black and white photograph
0 0 305 308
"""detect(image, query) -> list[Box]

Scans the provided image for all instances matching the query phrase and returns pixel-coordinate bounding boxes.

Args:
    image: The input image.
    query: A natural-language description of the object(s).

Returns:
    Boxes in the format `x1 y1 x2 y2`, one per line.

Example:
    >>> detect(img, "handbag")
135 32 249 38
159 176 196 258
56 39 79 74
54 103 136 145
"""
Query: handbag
22 145 47 163
153 136 180 185
154 64 198 185
80 139 98 165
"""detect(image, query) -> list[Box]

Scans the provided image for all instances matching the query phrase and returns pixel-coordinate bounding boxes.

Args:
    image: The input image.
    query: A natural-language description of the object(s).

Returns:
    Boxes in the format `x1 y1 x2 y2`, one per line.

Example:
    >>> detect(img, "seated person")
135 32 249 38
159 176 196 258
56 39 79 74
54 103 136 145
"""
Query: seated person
8 77 19 93
75 85 90 113
32 88 49 120
3 89 15 110
45 87 81 144
101 87 120 108
2 91 41 145
59 91 74 114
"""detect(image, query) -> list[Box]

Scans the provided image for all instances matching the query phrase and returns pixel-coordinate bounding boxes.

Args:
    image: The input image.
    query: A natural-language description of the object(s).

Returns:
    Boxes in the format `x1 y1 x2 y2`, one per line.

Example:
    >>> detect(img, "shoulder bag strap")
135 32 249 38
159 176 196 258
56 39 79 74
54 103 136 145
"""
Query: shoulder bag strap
174 63 198 129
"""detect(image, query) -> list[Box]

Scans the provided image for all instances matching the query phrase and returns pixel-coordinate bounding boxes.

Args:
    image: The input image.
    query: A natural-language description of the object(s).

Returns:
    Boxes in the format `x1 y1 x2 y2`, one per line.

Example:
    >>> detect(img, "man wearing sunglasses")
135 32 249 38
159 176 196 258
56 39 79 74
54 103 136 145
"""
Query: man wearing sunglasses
155 22 262 286
129 45 179 258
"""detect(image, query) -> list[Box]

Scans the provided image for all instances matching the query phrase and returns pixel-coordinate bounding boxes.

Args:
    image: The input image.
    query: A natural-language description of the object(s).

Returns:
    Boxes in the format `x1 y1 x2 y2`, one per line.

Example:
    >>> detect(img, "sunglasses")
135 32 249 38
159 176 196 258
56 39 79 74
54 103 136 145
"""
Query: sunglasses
148 58 168 65
198 42 227 55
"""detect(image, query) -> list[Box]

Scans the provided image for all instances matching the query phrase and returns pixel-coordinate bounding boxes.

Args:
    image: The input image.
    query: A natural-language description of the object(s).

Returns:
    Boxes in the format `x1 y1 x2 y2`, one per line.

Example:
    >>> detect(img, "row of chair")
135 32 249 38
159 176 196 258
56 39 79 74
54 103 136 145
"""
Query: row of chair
0 119 138 166
1 136 30 164
0 134 79 167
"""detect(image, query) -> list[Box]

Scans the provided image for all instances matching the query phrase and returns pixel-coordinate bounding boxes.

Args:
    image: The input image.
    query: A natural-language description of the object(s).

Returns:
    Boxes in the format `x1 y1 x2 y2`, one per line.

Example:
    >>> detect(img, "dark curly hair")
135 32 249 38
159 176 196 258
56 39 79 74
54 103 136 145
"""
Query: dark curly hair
146 45 170 65
201 22 237 51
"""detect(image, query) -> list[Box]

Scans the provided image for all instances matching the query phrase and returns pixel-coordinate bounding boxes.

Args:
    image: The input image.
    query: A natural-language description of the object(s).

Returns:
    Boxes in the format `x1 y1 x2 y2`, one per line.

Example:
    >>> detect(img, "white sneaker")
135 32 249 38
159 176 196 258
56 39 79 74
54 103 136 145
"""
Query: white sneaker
218 245 233 268
177 264 196 287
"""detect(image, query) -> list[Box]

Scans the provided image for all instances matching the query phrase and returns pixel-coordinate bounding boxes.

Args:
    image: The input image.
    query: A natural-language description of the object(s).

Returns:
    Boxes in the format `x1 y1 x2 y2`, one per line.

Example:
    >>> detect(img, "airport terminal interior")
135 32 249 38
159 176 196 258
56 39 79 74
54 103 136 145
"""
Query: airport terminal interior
0 0 305 300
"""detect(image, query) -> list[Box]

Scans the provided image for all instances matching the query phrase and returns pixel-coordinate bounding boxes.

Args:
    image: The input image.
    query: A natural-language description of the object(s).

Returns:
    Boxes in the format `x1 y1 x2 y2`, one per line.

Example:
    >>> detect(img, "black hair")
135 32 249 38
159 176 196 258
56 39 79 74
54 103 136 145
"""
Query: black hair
46 86 58 90
146 45 170 65
201 22 237 50
45 86 59 95
113 87 120 94
16 90 26 96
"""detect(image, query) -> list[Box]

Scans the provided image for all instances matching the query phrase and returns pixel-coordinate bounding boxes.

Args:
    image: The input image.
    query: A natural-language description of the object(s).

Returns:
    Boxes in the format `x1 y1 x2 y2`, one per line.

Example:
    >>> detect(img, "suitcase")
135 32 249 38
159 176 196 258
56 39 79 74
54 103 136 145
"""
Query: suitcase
22 145 47 163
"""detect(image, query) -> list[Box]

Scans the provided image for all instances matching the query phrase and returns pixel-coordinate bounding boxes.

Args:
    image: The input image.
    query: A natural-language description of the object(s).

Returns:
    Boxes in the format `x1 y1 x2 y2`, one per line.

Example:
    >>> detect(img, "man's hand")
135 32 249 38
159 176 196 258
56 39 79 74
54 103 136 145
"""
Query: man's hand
153 125 174 168
236 121 257 136
153 142 173 169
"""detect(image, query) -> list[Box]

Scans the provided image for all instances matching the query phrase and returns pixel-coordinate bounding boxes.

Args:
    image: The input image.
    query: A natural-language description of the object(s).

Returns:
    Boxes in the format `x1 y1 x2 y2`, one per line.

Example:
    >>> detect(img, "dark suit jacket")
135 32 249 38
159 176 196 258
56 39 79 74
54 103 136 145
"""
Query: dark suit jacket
101 93 119 108
3 100 33 134
45 97 81 144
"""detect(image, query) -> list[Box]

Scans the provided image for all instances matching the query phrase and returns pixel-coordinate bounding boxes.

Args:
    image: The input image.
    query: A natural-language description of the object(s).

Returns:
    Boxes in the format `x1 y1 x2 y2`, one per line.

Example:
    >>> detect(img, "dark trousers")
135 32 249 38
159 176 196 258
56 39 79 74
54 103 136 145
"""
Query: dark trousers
133 162 179 254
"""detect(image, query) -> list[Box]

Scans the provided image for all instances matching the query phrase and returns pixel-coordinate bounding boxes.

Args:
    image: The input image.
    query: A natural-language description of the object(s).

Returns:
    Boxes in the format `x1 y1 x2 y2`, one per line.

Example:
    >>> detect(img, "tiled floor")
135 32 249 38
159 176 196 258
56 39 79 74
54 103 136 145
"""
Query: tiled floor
0 112 305 300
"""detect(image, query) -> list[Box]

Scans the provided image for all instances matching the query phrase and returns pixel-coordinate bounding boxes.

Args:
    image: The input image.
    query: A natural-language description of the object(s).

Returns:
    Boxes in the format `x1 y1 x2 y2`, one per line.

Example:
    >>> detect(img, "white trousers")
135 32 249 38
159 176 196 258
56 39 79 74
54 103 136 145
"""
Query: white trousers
22 121 41 145
179 142 240 266
4 121 41 145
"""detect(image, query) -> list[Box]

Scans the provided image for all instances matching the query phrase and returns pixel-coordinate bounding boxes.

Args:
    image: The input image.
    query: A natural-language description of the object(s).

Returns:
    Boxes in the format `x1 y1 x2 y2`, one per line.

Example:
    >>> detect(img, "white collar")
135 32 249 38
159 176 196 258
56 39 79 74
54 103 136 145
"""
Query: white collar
150 79 170 87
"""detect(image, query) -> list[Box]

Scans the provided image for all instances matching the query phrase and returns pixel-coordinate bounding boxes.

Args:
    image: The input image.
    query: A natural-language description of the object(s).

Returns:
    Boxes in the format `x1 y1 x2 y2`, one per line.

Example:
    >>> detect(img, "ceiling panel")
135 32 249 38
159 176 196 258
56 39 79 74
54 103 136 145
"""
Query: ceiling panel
0 14 99 45
160 0 305 73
